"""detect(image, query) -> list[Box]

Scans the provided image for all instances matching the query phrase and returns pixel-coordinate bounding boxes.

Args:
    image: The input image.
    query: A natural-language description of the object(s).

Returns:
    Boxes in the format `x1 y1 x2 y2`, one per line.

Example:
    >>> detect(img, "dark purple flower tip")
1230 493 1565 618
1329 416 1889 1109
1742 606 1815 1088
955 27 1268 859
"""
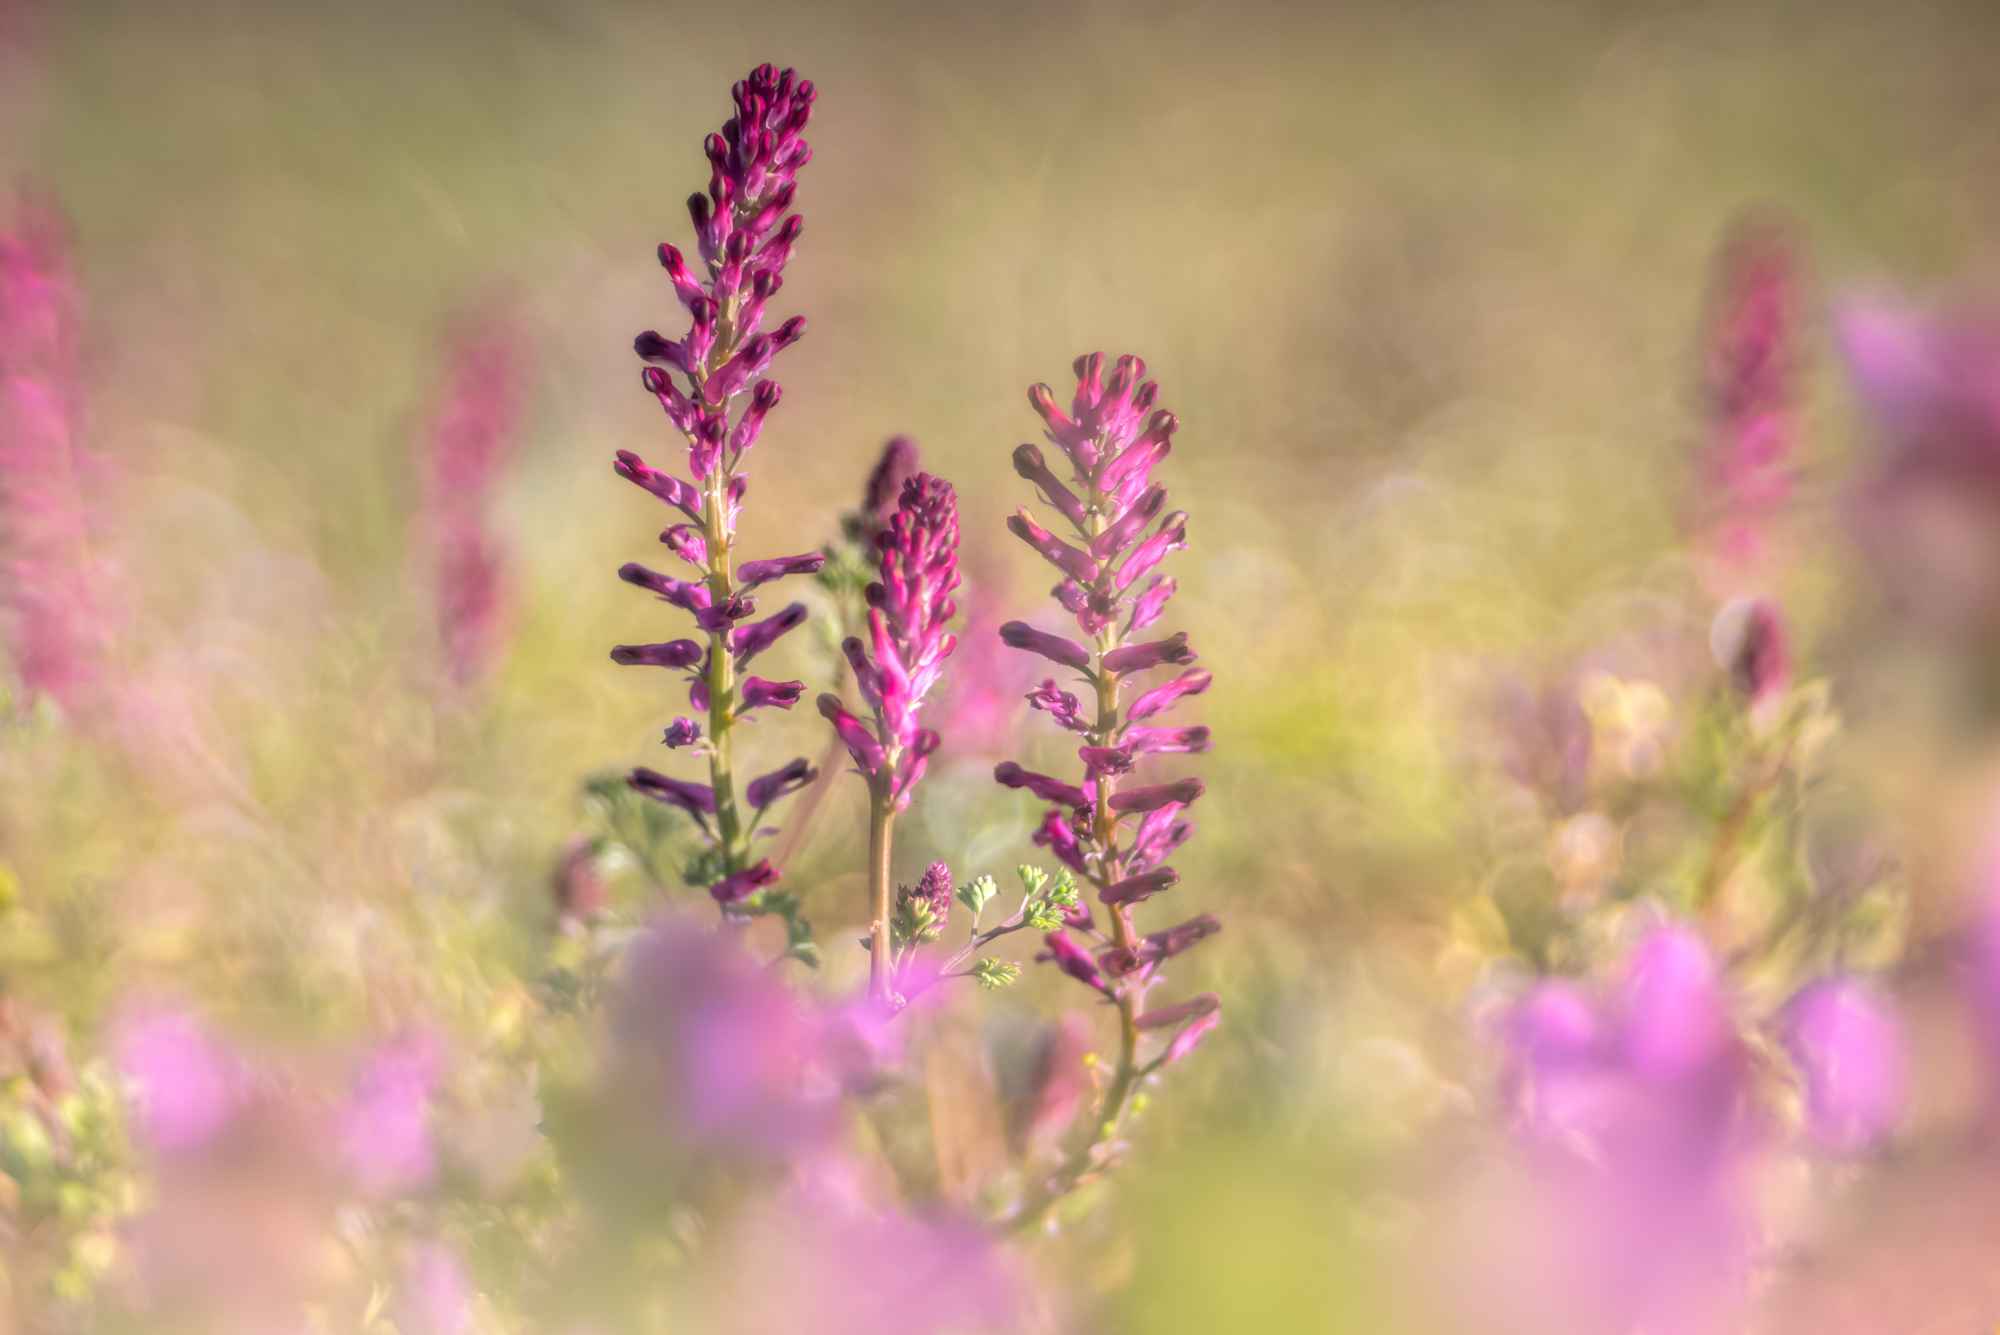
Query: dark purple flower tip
1710 597 1791 707
819 693 886 774
1011 443 1089 528
993 761 1090 809
746 756 818 809
614 449 703 519
660 524 709 567
634 329 685 368
998 621 1092 672
1109 777 1204 813
1007 508 1100 583
656 241 707 309
739 676 805 712
710 858 782 905
1041 930 1110 994
861 436 922 527
1129 575 1176 632
642 366 699 434
663 717 703 748
620 563 714 613
1080 744 1136 781
732 602 809 665
1099 865 1180 907
628 767 717 815
1127 725 1212 755
611 640 704 669
1026 678 1090 733
728 379 782 455
1032 807 1088 874
904 861 952 918
738 552 827 586
1128 668 1212 722
1101 632 1195 675
1134 992 1219 1031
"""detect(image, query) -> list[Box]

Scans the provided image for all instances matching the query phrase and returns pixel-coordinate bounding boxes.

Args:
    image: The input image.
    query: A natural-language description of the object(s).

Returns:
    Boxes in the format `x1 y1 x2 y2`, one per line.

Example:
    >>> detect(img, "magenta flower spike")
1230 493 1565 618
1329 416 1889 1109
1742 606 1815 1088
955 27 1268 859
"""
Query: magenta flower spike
607 65 822 938
1693 216 1799 585
991 354 1220 1223
817 472 962 1002
419 313 526 686
0 196 116 713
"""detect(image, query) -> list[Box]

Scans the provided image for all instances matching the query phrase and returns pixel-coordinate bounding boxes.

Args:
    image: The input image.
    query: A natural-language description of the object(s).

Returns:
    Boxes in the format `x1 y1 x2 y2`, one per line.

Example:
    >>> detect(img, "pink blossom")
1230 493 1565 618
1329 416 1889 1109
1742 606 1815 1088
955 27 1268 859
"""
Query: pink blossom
421 314 526 686
115 1007 243 1156
337 1031 441 1196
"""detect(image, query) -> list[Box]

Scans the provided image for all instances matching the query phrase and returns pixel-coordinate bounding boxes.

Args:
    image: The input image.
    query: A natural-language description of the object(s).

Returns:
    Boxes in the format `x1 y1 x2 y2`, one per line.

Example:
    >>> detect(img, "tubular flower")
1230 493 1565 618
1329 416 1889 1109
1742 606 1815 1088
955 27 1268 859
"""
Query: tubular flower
608 65 824 923
820 473 961 812
993 353 1221 1199
0 198 116 711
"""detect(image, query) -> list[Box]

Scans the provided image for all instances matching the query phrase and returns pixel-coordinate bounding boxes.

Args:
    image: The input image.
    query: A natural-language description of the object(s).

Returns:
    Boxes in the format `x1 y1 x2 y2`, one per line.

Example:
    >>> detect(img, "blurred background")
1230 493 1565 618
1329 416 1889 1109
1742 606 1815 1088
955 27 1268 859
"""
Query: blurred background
9 0 2000 1330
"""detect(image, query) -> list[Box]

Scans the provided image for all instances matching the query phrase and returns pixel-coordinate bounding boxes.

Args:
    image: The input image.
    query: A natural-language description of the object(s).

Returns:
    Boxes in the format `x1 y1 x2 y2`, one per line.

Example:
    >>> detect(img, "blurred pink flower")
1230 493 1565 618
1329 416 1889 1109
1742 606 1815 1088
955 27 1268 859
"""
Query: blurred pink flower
420 312 526 685
1498 927 1759 1334
1780 977 1905 1152
115 1007 244 1157
1838 296 2000 638
392 1241 472 1335
1692 216 1799 587
617 914 848 1156
0 195 117 710
337 1031 441 1196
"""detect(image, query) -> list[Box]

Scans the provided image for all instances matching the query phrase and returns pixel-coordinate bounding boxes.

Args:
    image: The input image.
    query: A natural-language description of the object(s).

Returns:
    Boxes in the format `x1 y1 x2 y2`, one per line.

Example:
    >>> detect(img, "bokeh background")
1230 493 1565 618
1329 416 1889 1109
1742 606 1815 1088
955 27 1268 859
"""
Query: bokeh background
10 0 2000 1330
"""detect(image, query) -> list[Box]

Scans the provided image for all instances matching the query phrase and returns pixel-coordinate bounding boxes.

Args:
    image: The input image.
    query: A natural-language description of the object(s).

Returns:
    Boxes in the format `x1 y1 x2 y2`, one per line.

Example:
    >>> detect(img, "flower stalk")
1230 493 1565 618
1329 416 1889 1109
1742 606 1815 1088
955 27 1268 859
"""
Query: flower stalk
610 66 825 950
992 354 1219 1224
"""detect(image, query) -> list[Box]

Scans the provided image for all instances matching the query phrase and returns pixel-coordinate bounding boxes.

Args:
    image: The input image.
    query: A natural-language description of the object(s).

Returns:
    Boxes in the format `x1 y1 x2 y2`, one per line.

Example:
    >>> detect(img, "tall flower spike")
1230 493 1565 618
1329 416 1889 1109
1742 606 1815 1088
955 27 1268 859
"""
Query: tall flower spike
818 472 961 1002
994 354 1219 1226
0 196 116 712
607 66 821 943
420 312 525 686
1694 216 1798 589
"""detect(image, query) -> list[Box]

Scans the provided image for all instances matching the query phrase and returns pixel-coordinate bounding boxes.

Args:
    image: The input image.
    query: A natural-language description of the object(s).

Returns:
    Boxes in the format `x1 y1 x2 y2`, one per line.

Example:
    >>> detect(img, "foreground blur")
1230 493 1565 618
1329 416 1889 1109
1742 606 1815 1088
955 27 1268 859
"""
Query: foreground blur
8 0 2000 1332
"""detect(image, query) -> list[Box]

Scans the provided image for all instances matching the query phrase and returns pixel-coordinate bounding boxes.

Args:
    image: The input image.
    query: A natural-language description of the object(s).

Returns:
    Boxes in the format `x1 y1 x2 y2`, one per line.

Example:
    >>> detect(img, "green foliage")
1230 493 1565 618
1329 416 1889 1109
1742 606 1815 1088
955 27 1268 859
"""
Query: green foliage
971 958 1020 989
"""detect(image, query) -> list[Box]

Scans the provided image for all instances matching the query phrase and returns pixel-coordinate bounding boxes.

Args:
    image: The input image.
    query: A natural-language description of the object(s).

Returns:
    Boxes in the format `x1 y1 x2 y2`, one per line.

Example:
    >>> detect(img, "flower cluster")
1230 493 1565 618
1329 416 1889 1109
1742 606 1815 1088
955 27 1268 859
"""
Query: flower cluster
1497 926 1904 1333
609 66 825 937
818 471 961 1000
992 354 1221 1211
819 473 961 811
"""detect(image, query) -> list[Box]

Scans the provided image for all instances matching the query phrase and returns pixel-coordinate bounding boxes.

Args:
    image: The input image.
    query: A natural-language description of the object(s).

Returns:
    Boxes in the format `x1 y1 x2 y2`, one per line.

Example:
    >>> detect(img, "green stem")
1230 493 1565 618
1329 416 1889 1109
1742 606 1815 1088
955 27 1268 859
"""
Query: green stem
867 776 896 1002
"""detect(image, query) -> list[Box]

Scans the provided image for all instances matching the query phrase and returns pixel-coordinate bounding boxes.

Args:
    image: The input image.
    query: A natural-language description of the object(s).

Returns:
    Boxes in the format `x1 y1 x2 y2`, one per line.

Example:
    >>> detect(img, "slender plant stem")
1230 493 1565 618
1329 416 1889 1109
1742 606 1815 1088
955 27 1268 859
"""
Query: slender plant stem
868 777 896 1002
